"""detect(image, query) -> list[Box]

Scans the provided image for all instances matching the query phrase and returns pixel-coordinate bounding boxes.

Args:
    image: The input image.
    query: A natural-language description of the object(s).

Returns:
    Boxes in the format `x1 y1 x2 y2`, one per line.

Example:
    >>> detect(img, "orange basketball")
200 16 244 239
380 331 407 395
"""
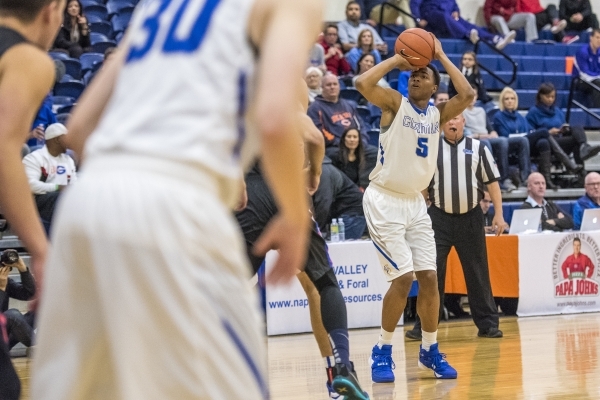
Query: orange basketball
394 28 435 68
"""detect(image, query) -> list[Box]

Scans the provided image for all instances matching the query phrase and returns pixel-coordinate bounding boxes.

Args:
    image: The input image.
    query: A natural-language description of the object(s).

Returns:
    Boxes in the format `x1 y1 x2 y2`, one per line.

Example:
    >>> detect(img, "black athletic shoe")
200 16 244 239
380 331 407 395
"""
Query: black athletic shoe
405 328 422 340
332 362 369 400
477 327 503 338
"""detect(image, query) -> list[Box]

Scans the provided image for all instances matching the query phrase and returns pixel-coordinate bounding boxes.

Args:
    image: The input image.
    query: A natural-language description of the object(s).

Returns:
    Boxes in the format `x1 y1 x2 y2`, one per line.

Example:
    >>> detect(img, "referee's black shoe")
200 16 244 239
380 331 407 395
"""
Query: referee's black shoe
477 327 503 338
405 328 422 340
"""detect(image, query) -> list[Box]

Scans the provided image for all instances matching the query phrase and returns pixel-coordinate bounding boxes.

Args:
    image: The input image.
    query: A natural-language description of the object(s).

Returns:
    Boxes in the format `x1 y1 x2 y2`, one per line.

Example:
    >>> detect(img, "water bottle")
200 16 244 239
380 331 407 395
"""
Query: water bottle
330 219 339 242
338 218 345 241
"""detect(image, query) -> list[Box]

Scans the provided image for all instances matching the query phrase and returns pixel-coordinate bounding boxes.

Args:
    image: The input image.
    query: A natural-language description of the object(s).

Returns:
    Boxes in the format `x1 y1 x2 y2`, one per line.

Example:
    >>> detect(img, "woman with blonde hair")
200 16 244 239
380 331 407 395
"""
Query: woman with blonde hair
494 87 579 189
345 29 382 73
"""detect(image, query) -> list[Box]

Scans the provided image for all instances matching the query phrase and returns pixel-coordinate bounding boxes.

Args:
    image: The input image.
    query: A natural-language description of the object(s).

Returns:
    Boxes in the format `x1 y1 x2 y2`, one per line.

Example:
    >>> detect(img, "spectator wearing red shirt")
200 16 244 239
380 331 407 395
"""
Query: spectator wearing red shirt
319 25 352 76
561 237 595 279
485 0 539 42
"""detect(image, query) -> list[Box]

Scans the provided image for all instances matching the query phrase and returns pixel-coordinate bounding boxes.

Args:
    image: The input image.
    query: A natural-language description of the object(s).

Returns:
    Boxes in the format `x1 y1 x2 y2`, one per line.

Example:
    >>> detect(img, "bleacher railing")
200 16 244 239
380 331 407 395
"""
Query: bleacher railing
375 2 415 38
566 77 600 125
474 40 517 87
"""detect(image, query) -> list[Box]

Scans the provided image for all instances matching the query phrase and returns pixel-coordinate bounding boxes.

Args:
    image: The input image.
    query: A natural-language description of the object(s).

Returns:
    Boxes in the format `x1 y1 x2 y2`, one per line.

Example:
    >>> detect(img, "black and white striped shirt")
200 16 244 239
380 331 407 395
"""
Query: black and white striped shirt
428 136 500 214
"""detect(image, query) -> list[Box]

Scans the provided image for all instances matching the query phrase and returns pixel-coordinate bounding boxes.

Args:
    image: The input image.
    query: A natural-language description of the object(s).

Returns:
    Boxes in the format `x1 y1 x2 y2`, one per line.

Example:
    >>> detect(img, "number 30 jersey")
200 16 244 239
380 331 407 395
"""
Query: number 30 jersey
85 0 258 183
369 96 441 195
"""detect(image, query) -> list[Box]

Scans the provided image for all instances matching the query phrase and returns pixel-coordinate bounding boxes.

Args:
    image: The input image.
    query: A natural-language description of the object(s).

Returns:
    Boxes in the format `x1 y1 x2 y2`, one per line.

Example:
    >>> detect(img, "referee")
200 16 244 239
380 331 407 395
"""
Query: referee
406 114 508 339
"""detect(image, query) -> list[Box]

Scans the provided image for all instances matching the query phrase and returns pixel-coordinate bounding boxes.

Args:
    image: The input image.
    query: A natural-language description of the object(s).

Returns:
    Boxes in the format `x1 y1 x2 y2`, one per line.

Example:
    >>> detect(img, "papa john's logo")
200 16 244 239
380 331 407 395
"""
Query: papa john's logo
553 233 600 297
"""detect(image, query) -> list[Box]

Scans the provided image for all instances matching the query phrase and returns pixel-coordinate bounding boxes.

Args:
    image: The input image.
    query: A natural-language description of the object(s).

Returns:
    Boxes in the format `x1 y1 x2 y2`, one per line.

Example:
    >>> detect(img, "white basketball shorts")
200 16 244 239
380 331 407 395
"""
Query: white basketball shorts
31 156 268 399
363 185 436 281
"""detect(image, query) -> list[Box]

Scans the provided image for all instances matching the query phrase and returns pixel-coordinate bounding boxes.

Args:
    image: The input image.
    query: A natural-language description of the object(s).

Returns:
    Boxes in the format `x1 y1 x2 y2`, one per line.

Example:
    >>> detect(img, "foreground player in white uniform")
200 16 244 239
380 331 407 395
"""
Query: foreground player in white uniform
355 35 474 381
31 0 321 398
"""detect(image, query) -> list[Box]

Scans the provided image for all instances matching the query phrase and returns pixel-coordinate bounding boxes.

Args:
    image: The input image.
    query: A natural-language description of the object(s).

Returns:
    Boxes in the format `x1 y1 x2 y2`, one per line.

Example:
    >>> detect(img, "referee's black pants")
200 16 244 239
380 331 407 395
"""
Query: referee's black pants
413 205 499 332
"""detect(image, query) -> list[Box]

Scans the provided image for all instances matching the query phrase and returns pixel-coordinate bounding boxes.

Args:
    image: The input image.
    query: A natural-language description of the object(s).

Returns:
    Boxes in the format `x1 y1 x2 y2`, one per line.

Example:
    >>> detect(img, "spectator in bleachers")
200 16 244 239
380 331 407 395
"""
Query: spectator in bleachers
520 0 567 41
0 253 36 350
433 91 449 104
319 25 352 76
448 51 492 105
463 85 521 192
527 82 600 166
22 124 77 229
560 0 599 32
53 0 91 58
494 87 581 190
308 33 327 73
480 189 496 233
411 0 516 49
352 53 390 88
338 1 388 54
331 127 369 189
573 171 600 229
574 28 600 107
305 67 323 104
484 0 539 43
312 156 366 240
520 172 574 231
366 0 416 28
28 94 56 150
346 29 382 73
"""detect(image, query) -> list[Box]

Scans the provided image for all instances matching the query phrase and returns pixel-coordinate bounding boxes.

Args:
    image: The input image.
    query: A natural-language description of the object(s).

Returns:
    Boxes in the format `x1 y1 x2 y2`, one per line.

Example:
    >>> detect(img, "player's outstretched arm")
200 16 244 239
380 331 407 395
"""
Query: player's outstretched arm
355 55 412 114
66 47 126 157
0 46 54 279
249 0 322 284
432 35 474 126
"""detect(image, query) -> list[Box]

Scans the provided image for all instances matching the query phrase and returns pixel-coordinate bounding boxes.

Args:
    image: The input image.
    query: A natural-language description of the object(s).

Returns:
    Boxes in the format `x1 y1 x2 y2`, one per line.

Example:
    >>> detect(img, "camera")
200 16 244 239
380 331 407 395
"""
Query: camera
0 250 19 265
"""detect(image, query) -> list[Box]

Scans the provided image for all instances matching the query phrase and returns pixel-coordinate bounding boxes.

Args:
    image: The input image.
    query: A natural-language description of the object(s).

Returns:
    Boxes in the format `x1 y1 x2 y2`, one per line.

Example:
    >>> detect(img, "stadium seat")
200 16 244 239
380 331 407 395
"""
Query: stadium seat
59 74 77 83
587 111 600 129
339 88 364 104
52 96 75 106
516 90 537 109
544 57 566 73
388 78 398 89
504 42 525 56
54 81 85 100
356 106 371 127
367 129 380 147
90 21 113 38
83 4 108 20
517 73 543 90
61 58 82 80
92 41 117 54
518 56 538 72
80 53 104 72
522 44 546 57
116 6 135 20
543 73 569 91
386 68 399 82
86 14 103 23
48 51 70 60
545 45 568 57
566 108 587 126
111 14 131 35
81 0 101 7
478 55 499 71
106 1 134 16
90 32 109 45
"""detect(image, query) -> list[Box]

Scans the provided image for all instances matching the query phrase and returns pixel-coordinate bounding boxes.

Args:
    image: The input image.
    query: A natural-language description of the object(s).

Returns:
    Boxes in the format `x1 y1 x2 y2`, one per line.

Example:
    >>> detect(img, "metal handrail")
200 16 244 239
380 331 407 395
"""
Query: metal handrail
376 1 416 38
474 40 517 87
566 77 600 124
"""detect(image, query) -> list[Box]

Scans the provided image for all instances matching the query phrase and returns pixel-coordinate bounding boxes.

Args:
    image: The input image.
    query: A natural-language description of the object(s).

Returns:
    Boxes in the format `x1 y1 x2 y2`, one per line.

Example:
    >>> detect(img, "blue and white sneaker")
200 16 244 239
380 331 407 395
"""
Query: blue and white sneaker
331 363 369 400
418 343 457 379
369 344 395 383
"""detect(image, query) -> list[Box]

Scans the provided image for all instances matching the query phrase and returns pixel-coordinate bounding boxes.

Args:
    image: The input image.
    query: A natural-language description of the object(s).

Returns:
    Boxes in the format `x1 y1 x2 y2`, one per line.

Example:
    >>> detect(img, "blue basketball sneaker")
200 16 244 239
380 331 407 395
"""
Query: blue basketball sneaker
369 344 395 383
331 363 369 400
418 343 457 379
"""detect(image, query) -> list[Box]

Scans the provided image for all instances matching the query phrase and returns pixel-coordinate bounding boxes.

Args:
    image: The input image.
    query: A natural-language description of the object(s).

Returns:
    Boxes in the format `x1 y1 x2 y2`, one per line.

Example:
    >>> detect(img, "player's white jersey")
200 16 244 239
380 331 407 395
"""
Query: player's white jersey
369 96 440 195
85 0 258 186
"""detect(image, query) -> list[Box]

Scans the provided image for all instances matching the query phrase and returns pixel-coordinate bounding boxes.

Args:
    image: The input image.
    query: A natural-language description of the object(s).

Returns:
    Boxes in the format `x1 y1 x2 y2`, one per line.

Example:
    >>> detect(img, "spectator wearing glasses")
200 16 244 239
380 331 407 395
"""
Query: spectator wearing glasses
573 171 600 229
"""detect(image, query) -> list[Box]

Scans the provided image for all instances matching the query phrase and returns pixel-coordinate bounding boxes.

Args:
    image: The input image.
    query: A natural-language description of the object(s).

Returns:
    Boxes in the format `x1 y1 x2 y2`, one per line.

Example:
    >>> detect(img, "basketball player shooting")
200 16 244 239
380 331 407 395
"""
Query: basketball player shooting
355 32 474 381
31 0 322 399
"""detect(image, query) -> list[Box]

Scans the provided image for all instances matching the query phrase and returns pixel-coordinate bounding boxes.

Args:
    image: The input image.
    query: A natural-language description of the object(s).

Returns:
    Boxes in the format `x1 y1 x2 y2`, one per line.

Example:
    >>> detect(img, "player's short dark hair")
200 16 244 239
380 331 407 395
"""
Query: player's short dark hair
0 0 56 22
427 64 441 87
574 237 581 244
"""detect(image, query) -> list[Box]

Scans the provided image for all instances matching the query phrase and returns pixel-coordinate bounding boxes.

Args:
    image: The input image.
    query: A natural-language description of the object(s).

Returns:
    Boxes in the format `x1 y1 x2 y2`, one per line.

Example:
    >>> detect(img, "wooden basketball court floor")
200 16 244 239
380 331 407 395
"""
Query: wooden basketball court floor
12 313 600 399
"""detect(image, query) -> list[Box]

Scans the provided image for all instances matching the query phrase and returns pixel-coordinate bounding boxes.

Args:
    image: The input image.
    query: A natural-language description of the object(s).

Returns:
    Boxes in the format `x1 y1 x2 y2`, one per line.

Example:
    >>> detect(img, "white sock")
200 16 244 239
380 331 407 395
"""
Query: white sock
323 356 335 369
421 330 437 351
377 328 394 348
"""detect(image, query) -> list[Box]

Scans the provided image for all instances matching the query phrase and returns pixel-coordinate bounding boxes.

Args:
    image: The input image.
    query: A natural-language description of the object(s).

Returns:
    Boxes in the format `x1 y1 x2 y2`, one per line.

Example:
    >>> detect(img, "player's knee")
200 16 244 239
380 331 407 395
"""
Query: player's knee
314 269 339 294
415 270 438 292
389 272 413 295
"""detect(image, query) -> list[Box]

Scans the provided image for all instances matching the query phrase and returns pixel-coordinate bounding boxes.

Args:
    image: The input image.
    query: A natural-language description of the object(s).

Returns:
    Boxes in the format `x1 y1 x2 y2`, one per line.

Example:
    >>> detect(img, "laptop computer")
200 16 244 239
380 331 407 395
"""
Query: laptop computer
509 209 542 234
580 209 600 232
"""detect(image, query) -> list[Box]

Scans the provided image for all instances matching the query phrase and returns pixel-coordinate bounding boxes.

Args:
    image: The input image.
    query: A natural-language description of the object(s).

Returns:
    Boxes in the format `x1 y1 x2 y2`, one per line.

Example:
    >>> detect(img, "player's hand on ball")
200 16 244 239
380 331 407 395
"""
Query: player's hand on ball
254 214 310 285
430 34 443 60
393 54 418 71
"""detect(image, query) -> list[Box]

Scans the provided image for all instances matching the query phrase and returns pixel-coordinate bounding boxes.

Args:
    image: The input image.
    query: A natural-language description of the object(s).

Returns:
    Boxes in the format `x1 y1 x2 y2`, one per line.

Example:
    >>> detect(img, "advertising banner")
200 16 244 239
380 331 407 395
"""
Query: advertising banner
518 232 600 317
265 240 399 335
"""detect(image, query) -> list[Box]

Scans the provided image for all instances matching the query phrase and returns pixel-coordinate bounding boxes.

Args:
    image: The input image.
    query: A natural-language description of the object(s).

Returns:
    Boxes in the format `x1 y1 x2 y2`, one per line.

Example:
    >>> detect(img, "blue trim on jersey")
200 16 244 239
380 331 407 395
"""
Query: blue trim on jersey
372 242 398 270
408 100 430 116
379 142 385 165
223 320 269 399
233 71 247 158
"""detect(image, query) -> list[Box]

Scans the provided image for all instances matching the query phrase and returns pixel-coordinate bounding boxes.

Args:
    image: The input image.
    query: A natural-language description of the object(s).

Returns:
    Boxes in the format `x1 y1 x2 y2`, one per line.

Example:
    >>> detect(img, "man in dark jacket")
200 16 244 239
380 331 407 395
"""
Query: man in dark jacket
560 0 599 32
0 252 36 350
520 172 574 231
